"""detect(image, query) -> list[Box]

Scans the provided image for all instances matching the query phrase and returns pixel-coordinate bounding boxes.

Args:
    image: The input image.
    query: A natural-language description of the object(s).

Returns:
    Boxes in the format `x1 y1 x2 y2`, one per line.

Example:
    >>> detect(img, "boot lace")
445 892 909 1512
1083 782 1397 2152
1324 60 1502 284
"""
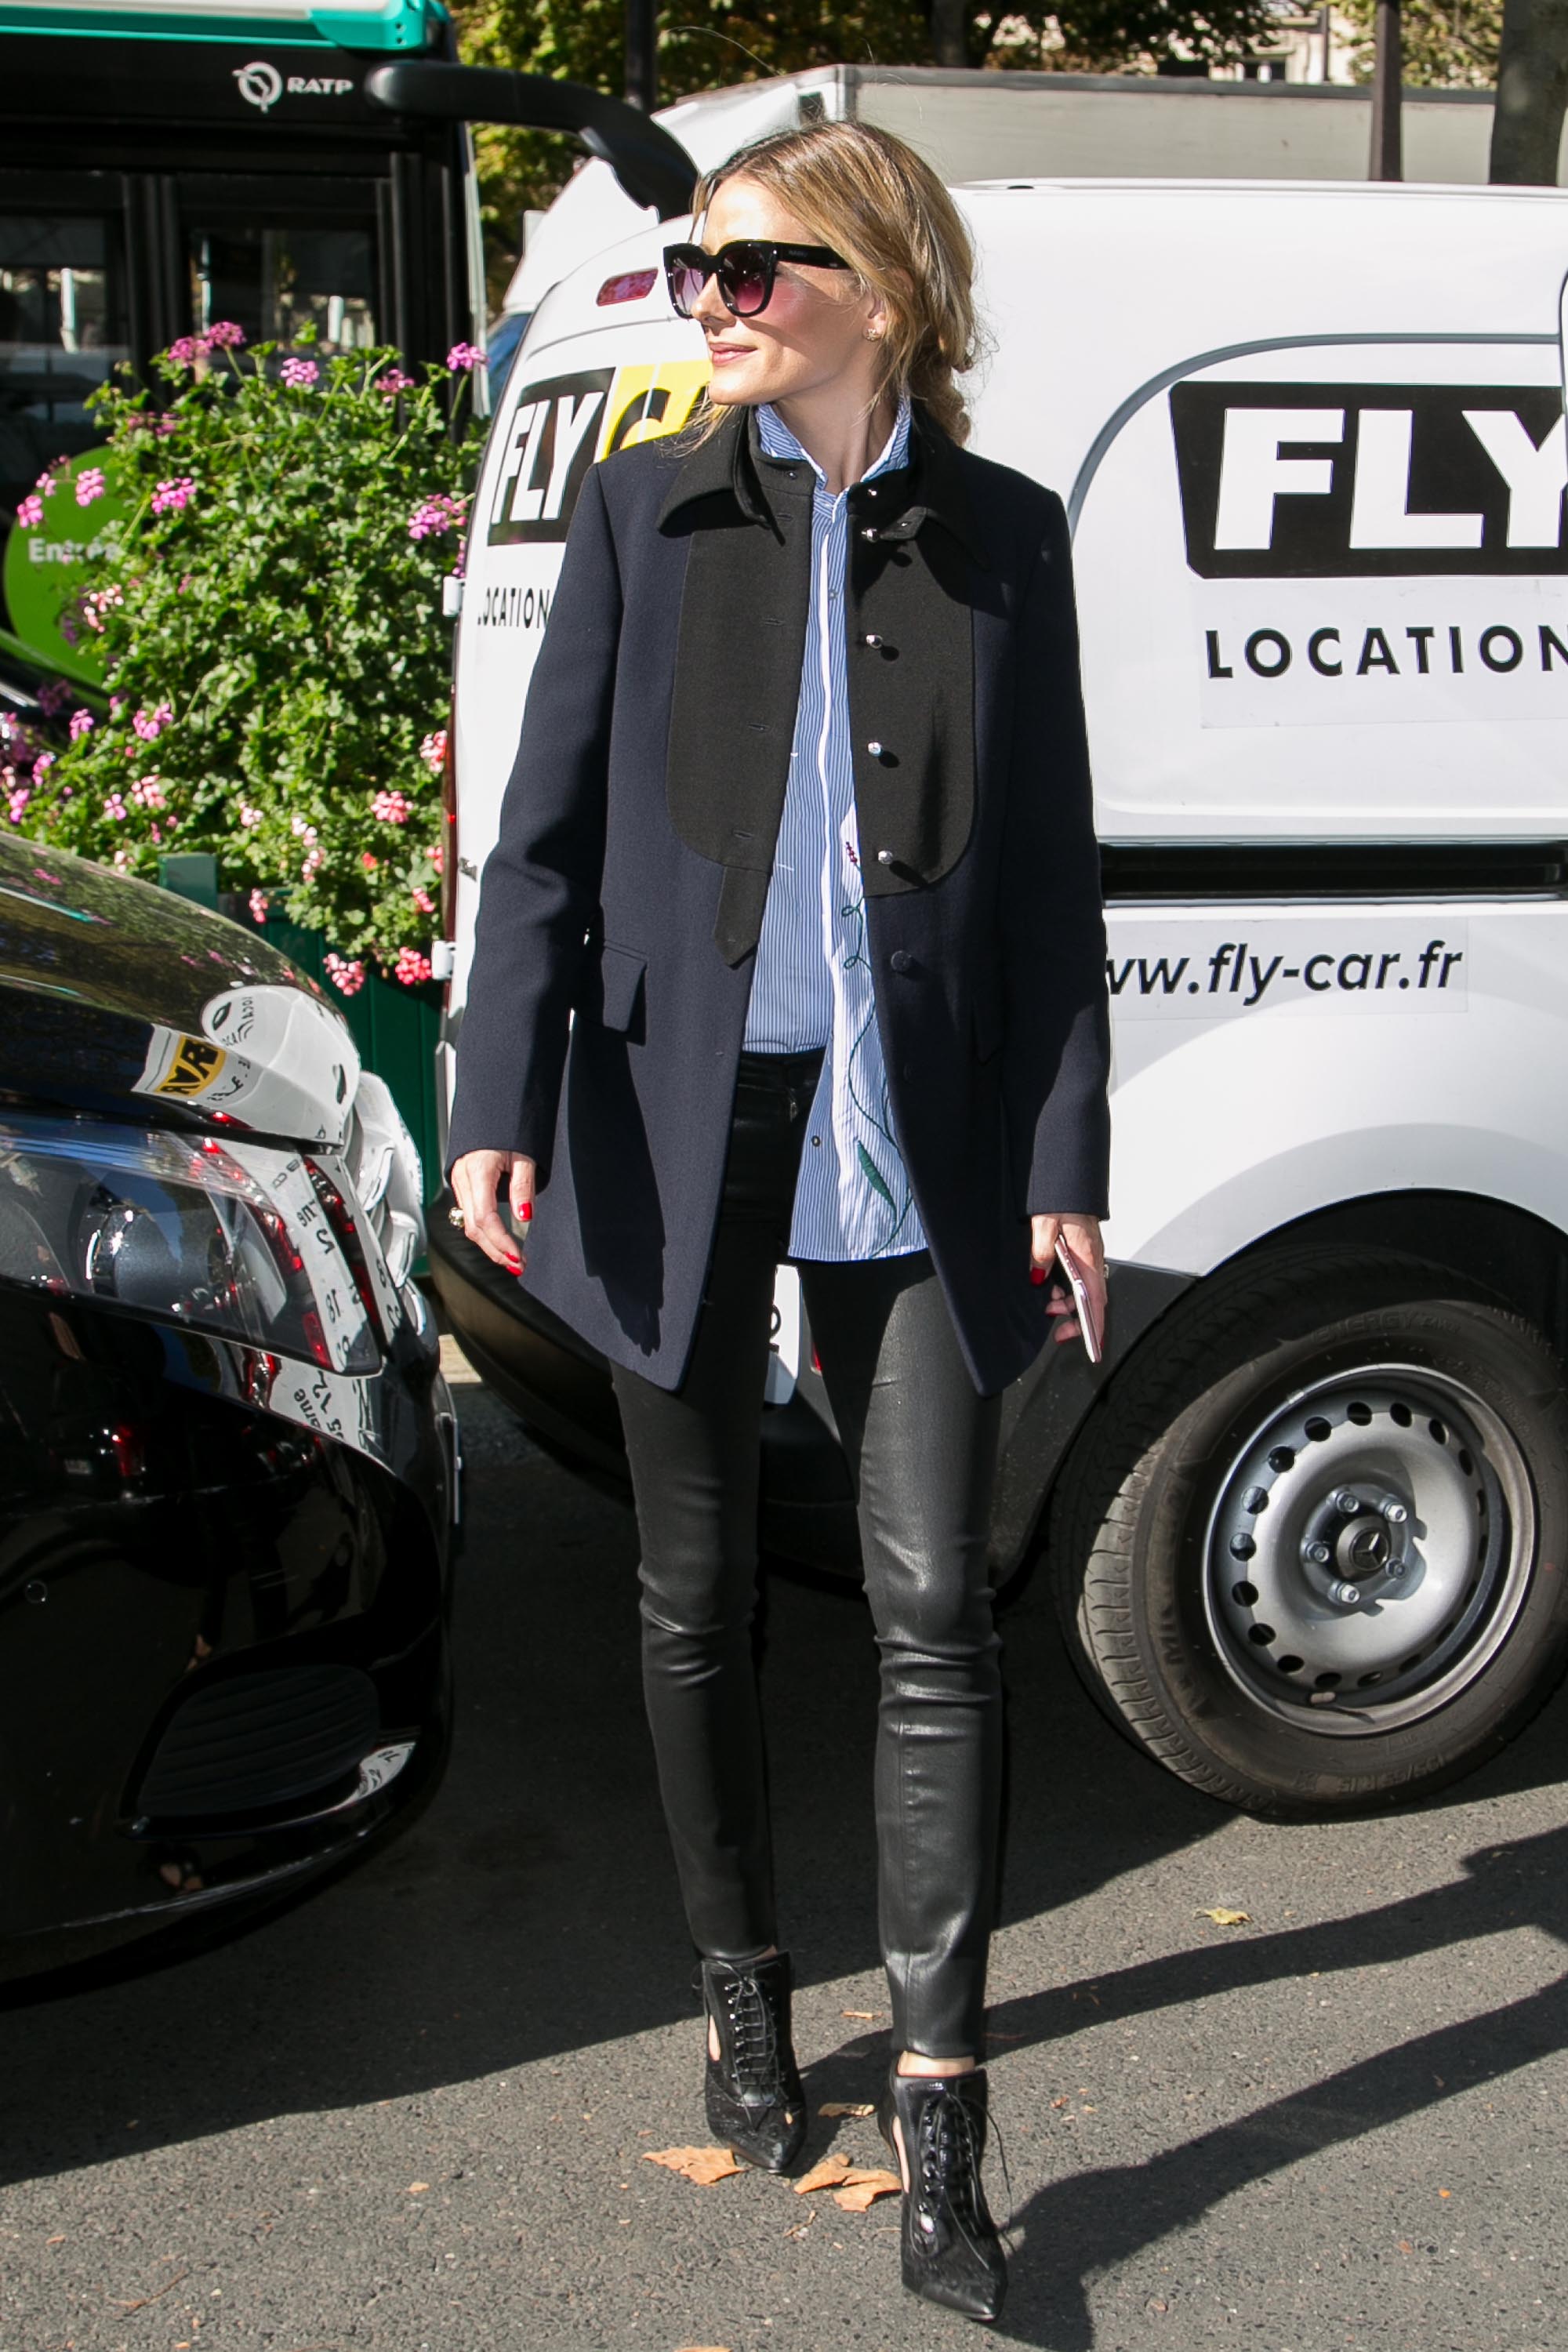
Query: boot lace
720 1970 782 2099
916 2082 1014 2253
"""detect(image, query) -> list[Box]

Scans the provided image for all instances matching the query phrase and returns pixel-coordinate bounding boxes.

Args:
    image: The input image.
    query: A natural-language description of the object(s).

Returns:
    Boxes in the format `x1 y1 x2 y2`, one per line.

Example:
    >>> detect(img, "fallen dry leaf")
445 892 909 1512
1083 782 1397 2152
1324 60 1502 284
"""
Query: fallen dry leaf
406 2182 430 2195
1438 2188 1453 2199
833 2168 902 2212
1196 1907 1252 1927
818 2101 876 2118
642 2146 745 2187
840 2009 880 2020
794 2152 855 2194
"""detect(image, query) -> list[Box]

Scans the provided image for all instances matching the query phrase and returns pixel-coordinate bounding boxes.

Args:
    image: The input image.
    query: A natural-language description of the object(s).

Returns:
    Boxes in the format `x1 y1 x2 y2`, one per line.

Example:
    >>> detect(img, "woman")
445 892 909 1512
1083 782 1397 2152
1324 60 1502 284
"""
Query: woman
448 119 1110 2323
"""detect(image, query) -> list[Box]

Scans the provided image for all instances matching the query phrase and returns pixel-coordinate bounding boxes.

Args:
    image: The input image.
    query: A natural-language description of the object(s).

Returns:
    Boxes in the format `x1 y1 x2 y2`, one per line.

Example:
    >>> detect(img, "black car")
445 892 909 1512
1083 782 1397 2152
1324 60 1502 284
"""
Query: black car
0 834 456 1981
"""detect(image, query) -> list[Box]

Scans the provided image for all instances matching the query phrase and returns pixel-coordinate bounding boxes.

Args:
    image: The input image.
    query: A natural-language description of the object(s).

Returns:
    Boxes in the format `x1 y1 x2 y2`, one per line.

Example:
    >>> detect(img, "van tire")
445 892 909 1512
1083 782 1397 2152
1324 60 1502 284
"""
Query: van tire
1049 1247 1568 1814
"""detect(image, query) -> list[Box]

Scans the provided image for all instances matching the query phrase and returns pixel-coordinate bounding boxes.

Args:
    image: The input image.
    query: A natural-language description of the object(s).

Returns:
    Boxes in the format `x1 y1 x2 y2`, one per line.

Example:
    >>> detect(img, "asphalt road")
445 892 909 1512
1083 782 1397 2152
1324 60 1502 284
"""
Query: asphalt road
5 1359 1568 2352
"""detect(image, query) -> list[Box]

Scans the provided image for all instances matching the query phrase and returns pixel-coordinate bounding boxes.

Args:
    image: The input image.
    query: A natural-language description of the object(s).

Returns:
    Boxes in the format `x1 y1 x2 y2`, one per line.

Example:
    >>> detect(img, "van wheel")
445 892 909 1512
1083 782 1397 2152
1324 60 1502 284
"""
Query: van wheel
1050 1249 1568 1814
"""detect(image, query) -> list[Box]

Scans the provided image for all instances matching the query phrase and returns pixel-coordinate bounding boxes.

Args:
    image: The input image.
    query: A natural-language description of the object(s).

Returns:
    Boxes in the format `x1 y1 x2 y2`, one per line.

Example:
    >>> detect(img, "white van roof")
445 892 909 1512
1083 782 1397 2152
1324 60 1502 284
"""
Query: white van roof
503 64 1562 321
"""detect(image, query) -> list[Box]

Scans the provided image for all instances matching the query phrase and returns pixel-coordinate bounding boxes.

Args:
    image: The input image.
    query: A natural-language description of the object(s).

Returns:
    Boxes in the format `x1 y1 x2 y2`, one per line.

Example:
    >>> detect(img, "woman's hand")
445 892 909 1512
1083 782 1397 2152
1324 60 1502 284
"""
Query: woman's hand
1029 1212 1106 1350
451 1150 535 1276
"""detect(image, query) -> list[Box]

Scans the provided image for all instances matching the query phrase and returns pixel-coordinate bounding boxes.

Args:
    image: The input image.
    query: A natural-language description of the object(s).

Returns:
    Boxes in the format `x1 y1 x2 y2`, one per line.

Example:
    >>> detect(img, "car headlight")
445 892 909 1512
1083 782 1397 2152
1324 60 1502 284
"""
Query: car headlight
345 1070 425 1289
0 1115 380 1374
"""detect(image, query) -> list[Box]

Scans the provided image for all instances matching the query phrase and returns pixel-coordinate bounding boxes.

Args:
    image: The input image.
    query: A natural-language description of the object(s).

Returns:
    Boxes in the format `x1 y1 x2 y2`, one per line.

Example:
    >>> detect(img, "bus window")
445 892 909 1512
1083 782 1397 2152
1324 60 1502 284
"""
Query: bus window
188 222 377 354
0 209 127 520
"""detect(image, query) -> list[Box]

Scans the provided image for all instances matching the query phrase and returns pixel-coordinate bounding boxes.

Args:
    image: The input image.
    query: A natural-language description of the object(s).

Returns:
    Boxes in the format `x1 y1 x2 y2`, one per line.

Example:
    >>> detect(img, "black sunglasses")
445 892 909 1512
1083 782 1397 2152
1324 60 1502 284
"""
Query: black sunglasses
663 238 850 320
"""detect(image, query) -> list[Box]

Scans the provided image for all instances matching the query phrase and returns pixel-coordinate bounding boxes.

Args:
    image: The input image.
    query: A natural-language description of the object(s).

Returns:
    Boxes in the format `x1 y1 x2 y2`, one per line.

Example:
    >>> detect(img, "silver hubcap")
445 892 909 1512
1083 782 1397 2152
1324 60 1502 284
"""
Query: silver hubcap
1202 1365 1536 1737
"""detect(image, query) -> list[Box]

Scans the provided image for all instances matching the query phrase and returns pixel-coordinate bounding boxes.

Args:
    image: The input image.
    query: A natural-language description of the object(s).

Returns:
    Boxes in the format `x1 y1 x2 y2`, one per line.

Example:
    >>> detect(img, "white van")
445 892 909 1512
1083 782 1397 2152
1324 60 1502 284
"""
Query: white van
430 78 1568 1817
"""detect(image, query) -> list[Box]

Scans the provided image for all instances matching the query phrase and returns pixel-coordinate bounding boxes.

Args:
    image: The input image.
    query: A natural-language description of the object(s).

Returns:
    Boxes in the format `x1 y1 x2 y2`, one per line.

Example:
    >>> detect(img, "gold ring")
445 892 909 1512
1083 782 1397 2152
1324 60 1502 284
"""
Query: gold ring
447 1204 466 1229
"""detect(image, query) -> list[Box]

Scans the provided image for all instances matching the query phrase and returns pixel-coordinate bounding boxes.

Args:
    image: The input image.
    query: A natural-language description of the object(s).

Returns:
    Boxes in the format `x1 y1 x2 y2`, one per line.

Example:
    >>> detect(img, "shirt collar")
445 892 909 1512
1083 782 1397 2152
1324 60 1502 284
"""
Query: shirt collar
754 390 913 488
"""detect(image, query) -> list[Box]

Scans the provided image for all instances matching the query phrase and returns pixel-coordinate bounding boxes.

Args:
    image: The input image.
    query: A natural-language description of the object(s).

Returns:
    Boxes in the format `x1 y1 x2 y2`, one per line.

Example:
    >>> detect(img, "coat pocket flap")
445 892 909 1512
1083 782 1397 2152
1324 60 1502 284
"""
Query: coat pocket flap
596 943 647 1037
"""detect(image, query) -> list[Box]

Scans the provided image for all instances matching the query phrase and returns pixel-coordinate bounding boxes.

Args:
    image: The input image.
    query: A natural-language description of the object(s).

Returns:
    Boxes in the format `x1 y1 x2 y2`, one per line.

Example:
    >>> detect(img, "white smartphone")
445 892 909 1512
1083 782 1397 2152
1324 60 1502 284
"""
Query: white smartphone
1054 1236 1105 1367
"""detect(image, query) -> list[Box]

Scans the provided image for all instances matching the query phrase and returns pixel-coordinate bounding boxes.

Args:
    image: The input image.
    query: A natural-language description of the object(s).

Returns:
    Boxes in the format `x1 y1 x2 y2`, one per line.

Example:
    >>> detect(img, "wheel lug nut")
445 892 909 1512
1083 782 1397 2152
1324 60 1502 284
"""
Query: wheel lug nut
1386 1560 1407 1579
1334 1490 1362 1515
1329 1580 1362 1606
1383 1500 1408 1524
1302 1539 1331 1565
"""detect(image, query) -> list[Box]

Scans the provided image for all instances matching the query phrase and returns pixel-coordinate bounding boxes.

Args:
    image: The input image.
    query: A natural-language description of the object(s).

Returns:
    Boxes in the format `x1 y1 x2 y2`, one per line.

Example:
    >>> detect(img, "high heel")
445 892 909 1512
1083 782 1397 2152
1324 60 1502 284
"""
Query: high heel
698 1950 807 2172
877 2063 1007 2322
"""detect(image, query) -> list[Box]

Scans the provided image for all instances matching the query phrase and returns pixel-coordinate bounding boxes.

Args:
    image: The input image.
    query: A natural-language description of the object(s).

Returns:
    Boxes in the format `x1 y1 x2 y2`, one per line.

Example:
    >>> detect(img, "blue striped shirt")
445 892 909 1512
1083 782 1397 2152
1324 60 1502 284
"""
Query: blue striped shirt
743 394 928 1263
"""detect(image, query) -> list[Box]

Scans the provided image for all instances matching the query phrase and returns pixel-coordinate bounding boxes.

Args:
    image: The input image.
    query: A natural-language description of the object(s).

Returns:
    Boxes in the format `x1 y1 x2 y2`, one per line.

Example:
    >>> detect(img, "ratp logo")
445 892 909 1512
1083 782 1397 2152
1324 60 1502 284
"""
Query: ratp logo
233 61 283 112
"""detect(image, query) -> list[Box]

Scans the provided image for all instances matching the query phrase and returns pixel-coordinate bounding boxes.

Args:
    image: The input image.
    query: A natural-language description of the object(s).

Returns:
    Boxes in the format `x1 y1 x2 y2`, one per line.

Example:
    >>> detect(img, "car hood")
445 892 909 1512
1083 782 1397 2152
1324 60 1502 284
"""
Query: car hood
0 836 359 1147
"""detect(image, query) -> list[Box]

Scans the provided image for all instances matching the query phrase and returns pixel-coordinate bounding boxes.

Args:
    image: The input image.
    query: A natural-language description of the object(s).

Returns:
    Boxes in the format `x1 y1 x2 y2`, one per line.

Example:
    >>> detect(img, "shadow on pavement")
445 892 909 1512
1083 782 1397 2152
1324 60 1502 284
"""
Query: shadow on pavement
3 1382 1566 2296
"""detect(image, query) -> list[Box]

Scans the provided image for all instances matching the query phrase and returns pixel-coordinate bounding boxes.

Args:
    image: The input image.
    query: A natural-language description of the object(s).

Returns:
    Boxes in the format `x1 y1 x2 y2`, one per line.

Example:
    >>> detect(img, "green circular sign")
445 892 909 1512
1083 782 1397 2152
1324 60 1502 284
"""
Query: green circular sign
3 450 132 683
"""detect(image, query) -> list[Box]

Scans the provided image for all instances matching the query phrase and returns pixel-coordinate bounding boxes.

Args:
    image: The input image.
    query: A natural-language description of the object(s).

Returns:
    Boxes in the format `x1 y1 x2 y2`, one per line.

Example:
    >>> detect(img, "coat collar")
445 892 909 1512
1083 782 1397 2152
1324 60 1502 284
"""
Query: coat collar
655 400 987 565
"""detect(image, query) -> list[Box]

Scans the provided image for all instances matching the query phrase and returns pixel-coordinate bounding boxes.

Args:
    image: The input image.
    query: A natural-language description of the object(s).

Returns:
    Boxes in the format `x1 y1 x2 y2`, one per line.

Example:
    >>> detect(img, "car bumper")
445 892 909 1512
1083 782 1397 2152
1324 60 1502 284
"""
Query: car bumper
0 1280 457 1979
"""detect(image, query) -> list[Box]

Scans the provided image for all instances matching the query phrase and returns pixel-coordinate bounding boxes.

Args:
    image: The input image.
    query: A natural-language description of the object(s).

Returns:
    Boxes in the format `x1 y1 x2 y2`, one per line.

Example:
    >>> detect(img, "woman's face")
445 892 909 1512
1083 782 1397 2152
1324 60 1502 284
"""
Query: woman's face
688 175 888 412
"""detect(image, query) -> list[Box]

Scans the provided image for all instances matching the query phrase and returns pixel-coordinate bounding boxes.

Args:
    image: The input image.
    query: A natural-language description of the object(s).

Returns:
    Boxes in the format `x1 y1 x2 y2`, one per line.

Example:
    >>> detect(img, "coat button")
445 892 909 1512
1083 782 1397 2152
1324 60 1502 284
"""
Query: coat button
866 739 883 757
890 949 913 974
877 848 895 866
863 633 883 648
860 526 878 540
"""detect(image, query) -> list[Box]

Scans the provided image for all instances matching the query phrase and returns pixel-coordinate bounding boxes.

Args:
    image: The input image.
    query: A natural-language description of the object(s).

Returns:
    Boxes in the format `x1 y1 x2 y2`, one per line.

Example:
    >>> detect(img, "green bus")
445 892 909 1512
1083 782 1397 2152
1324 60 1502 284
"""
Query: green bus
0 0 690 690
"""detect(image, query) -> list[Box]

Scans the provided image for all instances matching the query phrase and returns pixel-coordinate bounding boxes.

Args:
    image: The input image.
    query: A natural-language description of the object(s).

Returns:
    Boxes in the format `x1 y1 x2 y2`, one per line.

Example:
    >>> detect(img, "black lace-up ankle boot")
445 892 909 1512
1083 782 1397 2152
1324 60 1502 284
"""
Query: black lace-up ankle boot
878 2063 1007 2322
698 1951 807 2172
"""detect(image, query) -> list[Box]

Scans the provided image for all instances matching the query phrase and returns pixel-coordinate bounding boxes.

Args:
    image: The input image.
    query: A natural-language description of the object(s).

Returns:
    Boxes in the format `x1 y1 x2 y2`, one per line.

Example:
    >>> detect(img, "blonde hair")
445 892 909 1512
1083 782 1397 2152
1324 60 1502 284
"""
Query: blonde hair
688 118 978 446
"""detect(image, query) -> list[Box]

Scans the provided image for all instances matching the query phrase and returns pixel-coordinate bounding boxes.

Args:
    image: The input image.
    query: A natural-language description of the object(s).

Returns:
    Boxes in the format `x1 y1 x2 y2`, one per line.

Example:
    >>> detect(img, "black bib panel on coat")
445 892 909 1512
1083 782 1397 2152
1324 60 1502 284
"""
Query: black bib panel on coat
658 407 981 967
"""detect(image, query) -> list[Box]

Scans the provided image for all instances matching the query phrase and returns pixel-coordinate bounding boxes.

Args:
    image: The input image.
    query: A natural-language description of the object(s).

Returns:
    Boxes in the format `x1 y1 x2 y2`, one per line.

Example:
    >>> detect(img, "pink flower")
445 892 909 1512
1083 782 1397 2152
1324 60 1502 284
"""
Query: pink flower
419 728 447 774
112 847 132 871
132 702 173 743
16 495 43 529
205 320 245 348
378 367 416 398
249 888 270 924
325 951 365 996
31 751 53 779
103 791 128 822
372 789 411 825
238 804 261 829
75 467 106 508
412 885 436 916
361 851 379 872
34 466 62 497
447 342 485 374
151 476 195 517
431 843 445 875
289 815 318 843
165 336 206 368
394 946 433 986
281 356 319 389
7 789 31 825
407 492 465 543
302 847 323 879
68 708 94 742
130 775 166 810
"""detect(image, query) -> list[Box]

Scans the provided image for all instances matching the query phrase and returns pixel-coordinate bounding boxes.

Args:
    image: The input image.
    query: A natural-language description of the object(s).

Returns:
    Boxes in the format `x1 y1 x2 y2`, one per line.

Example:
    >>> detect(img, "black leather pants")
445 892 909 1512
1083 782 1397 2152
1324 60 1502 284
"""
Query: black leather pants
609 1049 1004 2057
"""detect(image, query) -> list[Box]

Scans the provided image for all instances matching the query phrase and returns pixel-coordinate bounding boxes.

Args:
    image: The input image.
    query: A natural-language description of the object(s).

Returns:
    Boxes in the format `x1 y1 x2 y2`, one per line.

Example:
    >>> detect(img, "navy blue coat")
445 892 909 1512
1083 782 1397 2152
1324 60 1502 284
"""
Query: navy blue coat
446 404 1110 1397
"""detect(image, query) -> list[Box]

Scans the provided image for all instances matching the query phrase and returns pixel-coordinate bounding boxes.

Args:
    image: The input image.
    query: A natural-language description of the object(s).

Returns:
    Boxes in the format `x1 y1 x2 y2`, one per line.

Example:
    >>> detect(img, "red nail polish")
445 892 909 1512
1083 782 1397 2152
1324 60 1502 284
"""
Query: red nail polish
1029 1265 1046 1286
518 1201 533 1223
